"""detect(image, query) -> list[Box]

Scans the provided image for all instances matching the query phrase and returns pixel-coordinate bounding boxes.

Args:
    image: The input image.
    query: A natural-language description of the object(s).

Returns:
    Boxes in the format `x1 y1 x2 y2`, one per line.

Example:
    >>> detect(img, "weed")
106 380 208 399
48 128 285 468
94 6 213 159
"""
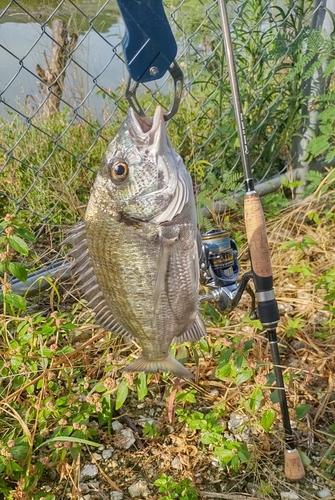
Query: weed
154 473 198 500
284 317 305 338
143 421 160 439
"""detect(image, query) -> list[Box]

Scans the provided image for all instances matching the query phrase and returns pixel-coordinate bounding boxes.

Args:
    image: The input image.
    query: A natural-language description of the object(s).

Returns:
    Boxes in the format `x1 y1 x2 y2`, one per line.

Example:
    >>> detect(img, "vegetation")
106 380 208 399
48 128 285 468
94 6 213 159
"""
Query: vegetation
0 171 335 498
1 0 335 498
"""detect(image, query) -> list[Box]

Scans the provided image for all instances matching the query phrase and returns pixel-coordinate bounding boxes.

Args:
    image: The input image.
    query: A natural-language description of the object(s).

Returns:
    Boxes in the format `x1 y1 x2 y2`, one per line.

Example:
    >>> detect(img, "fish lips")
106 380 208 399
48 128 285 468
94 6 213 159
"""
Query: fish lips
127 106 167 152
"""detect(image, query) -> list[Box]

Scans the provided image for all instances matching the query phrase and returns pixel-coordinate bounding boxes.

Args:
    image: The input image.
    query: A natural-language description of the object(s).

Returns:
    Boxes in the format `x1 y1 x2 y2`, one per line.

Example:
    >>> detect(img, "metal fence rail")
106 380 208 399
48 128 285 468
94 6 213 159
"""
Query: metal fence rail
0 0 334 262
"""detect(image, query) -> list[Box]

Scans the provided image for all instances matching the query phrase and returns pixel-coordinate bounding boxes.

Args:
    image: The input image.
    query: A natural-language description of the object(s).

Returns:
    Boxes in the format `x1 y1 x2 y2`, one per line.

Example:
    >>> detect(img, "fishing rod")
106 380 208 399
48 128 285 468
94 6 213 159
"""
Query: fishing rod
216 0 305 481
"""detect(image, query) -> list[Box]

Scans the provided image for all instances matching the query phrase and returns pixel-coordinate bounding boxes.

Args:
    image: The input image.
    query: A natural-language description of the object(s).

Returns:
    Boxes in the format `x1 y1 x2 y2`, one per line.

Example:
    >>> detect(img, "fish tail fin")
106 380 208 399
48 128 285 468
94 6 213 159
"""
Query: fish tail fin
123 355 194 379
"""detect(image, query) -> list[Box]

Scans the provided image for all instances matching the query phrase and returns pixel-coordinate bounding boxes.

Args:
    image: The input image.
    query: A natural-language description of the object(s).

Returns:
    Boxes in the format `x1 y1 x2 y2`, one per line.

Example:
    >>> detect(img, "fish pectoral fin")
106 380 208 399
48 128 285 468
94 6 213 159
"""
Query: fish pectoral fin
123 354 194 379
154 233 179 312
175 312 207 344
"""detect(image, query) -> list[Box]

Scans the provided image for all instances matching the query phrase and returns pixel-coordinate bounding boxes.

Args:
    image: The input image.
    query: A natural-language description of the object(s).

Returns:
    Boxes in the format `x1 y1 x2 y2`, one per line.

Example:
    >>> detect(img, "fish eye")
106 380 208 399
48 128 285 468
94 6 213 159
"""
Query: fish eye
108 158 129 183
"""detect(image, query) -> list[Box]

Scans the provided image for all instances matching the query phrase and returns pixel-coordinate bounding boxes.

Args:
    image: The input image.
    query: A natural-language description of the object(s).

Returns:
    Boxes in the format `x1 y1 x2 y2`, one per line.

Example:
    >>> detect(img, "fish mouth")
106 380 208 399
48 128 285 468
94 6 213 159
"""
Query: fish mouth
127 106 165 147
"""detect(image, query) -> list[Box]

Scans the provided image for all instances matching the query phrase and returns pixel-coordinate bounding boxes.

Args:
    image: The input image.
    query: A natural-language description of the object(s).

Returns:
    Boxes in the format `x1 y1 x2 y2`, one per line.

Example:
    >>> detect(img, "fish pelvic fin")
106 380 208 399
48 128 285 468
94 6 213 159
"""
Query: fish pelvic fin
175 312 207 344
123 355 194 379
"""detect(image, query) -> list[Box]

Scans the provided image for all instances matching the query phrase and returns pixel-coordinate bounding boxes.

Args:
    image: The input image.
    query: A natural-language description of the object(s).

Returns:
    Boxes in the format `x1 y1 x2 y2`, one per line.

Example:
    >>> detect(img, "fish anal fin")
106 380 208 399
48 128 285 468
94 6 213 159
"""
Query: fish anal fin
175 312 207 344
123 355 194 379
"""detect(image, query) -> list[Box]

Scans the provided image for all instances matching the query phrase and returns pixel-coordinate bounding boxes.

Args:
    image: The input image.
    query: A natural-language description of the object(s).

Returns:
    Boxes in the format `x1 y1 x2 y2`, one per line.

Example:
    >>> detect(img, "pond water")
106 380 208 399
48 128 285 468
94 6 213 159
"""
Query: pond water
0 0 128 120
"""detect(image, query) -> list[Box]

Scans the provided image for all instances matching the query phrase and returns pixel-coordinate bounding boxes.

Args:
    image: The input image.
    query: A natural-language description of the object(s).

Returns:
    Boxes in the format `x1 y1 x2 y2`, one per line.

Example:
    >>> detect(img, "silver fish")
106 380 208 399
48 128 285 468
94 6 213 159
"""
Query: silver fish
67 106 206 378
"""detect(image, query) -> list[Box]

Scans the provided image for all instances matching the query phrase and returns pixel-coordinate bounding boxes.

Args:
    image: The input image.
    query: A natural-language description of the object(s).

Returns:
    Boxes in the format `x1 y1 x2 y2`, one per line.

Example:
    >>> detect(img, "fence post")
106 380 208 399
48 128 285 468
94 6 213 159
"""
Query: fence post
36 19 78 114
291 0 335 195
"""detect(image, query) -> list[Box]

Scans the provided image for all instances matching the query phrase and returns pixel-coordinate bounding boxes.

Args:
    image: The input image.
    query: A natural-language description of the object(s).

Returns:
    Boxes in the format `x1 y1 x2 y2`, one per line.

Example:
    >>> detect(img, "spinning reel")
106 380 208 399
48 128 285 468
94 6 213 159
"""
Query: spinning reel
199 229 256 317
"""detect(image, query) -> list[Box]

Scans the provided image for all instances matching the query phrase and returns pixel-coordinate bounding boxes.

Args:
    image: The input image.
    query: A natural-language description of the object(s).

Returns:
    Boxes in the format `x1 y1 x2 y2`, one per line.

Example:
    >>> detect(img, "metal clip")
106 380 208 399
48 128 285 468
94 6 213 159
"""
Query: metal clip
125 60 184 121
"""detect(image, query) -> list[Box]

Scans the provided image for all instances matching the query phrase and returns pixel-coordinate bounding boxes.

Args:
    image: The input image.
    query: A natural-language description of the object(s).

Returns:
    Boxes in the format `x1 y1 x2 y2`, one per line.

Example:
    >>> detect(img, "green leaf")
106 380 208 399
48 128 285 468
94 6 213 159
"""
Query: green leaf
4 293 27 310
10 462 23 472
35 436 100 451
295 404 311 419
249 386 263 412
214 446 234 463
306 135 329 157
261 409 275 432
325 149 335 163
7 235 29 256
319 104 335 121
270 390 279 404
235 368 253 385
231 454 239 472
13 227 35 242
115 379 128 410
8 262 28 282
299 450 311 465
198 337 210 352
136 372 148 401
11 444 30 460
215 363 231 379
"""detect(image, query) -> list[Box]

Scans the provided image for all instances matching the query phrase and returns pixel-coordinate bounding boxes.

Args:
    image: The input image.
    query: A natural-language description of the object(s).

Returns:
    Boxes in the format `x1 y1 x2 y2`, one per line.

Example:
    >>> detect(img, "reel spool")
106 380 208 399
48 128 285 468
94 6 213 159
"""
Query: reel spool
200 229 239 287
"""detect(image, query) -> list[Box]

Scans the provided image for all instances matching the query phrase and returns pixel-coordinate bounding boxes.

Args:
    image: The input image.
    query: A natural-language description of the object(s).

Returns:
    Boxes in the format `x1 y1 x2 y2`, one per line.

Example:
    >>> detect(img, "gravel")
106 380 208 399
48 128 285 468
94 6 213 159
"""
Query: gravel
80 464 99 481
316 488 332 499
128 479 150 498
280 492 301 500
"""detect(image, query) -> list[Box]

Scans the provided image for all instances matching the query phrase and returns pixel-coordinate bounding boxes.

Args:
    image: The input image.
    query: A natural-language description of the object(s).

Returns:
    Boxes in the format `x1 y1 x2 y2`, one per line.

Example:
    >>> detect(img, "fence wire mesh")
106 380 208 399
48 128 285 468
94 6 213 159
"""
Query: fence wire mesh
0 0 326 264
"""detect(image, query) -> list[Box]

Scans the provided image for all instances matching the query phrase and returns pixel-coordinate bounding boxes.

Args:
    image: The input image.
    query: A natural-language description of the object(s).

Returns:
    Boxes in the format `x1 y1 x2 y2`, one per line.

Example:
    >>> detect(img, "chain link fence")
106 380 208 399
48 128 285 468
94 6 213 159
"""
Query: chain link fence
0 0 334 267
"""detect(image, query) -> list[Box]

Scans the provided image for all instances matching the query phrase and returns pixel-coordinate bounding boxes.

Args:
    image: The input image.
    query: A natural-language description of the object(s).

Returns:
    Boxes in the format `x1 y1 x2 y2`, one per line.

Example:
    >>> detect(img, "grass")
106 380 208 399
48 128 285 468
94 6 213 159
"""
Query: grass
0 170 334 499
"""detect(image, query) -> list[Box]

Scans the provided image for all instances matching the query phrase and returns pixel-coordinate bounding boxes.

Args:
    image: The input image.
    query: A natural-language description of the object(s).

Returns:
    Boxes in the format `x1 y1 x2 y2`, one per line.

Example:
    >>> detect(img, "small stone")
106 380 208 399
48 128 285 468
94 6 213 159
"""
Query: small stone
228 412 248 432
87 481 99 489
110 492 124 500
290 340 306 350
80 464 99 481
102 448 114 459
246 482 258 495
316 488 332 499
112 421 124 431
92 452 102 461
89 420 99 430
83 495 91 500
280 492 300 500
171 456 182 470
79 483 90 494
128 480 150 498
114 428 136 450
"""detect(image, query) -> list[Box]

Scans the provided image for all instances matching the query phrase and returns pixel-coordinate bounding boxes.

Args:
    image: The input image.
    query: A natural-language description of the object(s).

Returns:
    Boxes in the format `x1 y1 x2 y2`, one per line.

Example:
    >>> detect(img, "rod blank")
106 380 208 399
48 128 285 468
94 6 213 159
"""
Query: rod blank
217 0 305 481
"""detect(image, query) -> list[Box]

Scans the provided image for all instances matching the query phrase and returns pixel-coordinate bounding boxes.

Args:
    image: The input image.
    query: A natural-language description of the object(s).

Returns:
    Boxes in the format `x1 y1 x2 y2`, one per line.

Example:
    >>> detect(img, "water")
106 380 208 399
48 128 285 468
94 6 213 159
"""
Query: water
0 0 127 120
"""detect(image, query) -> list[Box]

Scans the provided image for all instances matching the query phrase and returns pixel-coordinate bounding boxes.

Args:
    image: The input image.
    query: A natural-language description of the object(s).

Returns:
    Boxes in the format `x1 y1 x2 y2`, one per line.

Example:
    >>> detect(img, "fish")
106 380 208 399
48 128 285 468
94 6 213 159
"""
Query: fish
67 106 206 378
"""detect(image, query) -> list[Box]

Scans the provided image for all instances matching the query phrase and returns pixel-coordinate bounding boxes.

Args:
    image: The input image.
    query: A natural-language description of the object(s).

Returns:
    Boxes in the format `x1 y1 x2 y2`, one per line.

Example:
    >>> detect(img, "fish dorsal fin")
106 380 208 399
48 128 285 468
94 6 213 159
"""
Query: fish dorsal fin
65 222 133 339
175 312 207 344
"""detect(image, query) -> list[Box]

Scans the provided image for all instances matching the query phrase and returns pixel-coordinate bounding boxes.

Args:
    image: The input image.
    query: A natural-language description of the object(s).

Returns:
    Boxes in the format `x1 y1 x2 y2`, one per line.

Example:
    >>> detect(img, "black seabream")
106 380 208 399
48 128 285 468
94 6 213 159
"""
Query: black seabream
67 106 206 378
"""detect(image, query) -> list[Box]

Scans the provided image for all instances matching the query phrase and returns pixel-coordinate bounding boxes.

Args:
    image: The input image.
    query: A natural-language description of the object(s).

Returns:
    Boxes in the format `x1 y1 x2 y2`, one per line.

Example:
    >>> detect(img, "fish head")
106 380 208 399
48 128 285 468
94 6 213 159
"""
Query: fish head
92 106 190 223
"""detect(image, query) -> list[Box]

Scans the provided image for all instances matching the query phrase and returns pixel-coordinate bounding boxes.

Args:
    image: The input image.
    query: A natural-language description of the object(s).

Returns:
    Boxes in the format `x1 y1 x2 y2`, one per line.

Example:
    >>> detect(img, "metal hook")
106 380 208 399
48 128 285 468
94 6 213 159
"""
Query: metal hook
125 60 184 121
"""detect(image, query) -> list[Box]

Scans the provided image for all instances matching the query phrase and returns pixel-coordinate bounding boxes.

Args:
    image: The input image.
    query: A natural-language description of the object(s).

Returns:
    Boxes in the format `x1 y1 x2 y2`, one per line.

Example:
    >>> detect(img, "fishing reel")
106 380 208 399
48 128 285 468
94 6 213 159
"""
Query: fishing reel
199 229 257 317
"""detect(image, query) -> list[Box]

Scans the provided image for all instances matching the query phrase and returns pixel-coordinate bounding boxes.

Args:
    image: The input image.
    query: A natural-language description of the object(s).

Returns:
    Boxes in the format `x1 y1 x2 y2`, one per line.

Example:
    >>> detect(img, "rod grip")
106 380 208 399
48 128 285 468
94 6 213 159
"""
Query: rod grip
244 191 272 287
284 449 306 481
